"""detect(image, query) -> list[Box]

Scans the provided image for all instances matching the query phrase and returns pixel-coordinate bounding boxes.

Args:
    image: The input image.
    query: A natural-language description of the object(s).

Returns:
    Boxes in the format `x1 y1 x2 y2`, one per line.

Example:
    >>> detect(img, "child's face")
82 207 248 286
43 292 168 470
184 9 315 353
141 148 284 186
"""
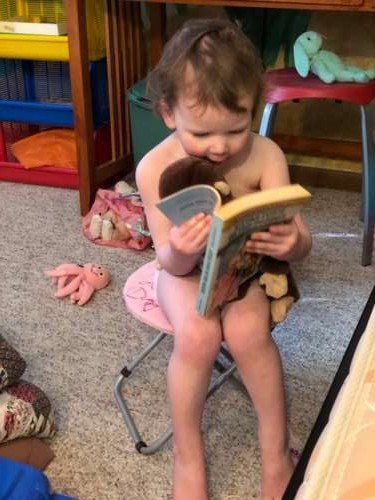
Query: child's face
161 93 253 165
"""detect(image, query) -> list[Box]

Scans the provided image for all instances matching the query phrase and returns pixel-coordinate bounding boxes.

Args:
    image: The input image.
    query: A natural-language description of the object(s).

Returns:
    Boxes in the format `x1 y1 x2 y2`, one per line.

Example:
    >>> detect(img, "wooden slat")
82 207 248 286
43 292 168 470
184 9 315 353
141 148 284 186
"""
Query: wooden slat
120 2 146 157
123 3 132 153
105 0 122 159
121 2 133 154
273 134 362 161
148 4 167 68
132 0 375 12
112 0 125 158
66 0 96 216
132 2 143 80
96 155 133 184
290 164 361 192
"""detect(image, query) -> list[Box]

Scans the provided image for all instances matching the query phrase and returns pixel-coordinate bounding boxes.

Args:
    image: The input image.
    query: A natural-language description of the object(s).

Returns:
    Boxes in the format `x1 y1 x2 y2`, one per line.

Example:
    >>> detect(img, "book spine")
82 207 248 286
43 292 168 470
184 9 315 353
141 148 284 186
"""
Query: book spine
196 216 223 315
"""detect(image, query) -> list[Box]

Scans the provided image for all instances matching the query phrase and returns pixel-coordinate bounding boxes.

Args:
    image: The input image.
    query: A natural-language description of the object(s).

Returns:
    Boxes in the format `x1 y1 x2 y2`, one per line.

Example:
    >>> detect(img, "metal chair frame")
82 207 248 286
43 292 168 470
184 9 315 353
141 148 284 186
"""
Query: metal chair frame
114 336 243 454
113 261 248 455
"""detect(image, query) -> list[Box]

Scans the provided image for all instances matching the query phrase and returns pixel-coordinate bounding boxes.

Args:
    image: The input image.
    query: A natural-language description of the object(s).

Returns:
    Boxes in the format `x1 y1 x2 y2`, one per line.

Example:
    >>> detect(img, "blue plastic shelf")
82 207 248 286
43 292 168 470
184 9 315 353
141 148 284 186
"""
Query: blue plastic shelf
0 58 109 128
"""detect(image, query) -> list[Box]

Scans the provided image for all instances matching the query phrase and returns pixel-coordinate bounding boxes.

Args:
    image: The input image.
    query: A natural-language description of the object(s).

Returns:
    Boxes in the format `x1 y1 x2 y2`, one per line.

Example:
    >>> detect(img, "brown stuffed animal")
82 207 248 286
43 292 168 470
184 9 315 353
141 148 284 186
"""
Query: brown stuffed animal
159 156 299 324
258 256 300 324
159 156 232 204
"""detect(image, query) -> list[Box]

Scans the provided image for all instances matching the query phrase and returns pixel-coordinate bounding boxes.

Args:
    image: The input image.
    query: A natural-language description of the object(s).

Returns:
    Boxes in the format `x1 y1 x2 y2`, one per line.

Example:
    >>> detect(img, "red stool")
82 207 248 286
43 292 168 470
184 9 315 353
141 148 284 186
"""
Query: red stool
260 68 375 266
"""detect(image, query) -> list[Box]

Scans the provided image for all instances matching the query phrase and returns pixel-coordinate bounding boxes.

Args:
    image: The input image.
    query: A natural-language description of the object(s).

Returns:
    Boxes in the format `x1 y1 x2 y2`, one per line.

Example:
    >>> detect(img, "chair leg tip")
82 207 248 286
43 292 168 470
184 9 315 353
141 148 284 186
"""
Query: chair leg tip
136 441 147 453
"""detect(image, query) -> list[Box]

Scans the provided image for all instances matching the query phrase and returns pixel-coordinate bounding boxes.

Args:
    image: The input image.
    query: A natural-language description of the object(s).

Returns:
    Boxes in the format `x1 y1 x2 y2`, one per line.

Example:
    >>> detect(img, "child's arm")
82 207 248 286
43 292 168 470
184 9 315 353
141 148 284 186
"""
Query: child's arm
136 156 211 275
246 137 312 262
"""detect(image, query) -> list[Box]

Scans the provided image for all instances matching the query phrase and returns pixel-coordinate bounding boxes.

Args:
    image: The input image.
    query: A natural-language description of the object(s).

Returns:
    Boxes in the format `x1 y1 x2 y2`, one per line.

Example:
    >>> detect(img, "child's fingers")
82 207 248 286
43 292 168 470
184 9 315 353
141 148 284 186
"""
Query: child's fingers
246 239 280 254
268 220 296 235
179 213 207 236
191 223 211 248
249 230 284 244
172 214 211 254
186 218 211 250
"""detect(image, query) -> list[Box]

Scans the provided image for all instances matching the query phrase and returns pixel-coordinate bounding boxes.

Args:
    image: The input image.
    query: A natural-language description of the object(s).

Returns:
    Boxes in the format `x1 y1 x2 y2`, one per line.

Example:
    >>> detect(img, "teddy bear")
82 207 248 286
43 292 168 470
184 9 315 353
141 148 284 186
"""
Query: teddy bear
294 31 375 84
159 156 300 324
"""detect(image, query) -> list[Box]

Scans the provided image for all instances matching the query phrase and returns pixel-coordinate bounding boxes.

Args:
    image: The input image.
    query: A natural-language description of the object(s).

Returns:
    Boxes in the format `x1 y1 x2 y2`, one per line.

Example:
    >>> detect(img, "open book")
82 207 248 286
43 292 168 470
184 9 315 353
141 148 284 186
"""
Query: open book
157 183 311 316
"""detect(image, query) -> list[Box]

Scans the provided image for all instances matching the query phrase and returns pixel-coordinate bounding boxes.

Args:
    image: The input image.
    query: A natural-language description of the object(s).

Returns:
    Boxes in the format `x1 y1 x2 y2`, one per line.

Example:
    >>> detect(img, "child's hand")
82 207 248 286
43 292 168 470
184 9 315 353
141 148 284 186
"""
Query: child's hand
169 213 211 257
245 219 300 261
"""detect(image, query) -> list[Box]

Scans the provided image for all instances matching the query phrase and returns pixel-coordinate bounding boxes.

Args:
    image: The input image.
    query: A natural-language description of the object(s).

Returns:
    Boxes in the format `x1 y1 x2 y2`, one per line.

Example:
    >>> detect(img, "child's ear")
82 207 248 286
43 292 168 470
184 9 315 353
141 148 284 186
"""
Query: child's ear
159 103 176 130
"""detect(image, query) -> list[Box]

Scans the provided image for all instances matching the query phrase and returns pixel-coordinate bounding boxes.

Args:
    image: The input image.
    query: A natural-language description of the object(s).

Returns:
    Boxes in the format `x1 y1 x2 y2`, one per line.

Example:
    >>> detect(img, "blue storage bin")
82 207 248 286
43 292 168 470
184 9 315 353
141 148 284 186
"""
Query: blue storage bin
0 58 109 128
0 457 75 500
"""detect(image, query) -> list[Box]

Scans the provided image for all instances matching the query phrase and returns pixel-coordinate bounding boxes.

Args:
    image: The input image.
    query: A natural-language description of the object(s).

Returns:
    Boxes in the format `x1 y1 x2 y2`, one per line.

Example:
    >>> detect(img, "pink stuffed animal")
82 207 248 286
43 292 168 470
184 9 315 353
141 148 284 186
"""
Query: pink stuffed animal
46 263 111 306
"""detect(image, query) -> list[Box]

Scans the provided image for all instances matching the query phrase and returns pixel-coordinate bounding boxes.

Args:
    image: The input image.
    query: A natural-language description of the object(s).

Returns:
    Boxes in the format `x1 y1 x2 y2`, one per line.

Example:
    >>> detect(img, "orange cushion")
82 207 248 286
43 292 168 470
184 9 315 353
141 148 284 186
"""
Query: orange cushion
11 129 77 169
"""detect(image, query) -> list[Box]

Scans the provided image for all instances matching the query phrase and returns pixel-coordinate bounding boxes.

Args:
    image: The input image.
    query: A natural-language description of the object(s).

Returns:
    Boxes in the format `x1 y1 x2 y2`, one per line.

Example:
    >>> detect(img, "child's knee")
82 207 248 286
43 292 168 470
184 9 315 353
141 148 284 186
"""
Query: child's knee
174 320 221 363
224 315 271 356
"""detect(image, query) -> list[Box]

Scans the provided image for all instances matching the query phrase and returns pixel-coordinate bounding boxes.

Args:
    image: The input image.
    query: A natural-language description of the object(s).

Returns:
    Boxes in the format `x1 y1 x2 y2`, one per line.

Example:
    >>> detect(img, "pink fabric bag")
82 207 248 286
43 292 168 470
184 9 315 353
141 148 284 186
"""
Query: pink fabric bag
82 189 152 250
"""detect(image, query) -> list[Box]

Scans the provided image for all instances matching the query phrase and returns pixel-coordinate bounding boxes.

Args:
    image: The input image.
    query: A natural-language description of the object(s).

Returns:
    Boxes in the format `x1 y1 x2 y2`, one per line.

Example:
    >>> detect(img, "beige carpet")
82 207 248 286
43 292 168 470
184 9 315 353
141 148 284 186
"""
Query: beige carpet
0 181 374 500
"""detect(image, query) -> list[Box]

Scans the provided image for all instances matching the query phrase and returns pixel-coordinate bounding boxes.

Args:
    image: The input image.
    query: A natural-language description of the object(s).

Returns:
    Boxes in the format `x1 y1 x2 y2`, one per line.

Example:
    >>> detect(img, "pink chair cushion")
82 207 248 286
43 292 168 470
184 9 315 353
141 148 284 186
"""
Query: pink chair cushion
264 68 375 106
123 261 173 334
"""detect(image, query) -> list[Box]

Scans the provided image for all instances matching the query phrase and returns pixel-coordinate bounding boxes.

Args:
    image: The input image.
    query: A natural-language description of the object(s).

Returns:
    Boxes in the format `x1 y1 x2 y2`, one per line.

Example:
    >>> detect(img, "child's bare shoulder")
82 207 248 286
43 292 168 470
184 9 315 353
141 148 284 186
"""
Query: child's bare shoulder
136 134 193 204
252 133 286 163
251 133 290 185
136 135 177 189
233 133 289 190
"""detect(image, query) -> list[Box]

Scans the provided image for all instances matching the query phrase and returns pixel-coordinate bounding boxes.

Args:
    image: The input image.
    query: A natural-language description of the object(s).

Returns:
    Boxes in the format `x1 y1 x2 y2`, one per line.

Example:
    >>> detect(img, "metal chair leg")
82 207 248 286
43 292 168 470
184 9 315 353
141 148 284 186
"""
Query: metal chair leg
259 102 278 137
113 332 168 454
114 333 239 454
360 105 375 266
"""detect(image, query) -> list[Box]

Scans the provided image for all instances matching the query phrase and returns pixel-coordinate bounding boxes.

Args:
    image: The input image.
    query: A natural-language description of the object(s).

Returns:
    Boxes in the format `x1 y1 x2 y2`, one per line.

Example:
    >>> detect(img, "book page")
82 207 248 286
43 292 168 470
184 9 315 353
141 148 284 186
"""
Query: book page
156 184 221 226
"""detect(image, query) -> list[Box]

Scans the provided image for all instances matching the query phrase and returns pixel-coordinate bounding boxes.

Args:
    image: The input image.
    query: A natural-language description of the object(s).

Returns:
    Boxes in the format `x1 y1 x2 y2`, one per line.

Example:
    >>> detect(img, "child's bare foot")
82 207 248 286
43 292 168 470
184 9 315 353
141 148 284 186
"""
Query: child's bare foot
260 447 294 500
172 454 209 500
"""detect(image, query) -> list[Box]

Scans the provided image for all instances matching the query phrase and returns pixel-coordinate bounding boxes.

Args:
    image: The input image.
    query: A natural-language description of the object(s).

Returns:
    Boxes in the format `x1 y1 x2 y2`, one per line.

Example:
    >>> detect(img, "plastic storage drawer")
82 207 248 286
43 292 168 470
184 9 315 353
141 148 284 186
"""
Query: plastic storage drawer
0 58 109 128
0 0 106 62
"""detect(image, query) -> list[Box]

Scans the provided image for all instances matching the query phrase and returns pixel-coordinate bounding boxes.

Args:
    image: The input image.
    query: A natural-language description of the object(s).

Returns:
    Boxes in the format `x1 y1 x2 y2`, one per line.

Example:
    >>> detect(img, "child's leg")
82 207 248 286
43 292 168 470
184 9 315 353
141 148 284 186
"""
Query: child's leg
221 280 293 500
157 269 222 500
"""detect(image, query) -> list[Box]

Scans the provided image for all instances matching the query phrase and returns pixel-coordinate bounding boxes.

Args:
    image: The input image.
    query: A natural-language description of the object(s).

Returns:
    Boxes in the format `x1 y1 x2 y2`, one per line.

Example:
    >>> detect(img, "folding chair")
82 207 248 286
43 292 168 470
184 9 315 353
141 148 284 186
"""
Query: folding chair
113 260 245 455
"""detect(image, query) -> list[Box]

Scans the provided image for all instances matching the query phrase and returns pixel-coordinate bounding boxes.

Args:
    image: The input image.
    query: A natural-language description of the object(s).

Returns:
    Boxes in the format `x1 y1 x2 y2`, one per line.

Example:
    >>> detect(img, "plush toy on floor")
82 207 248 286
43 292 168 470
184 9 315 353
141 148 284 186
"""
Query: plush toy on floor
46 263 111 306
294 31 375 84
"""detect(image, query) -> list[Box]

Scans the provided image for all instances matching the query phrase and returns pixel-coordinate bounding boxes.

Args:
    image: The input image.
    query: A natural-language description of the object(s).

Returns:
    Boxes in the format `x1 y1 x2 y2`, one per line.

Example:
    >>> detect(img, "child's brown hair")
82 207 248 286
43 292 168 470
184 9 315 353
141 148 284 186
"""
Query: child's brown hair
147 18 263 115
